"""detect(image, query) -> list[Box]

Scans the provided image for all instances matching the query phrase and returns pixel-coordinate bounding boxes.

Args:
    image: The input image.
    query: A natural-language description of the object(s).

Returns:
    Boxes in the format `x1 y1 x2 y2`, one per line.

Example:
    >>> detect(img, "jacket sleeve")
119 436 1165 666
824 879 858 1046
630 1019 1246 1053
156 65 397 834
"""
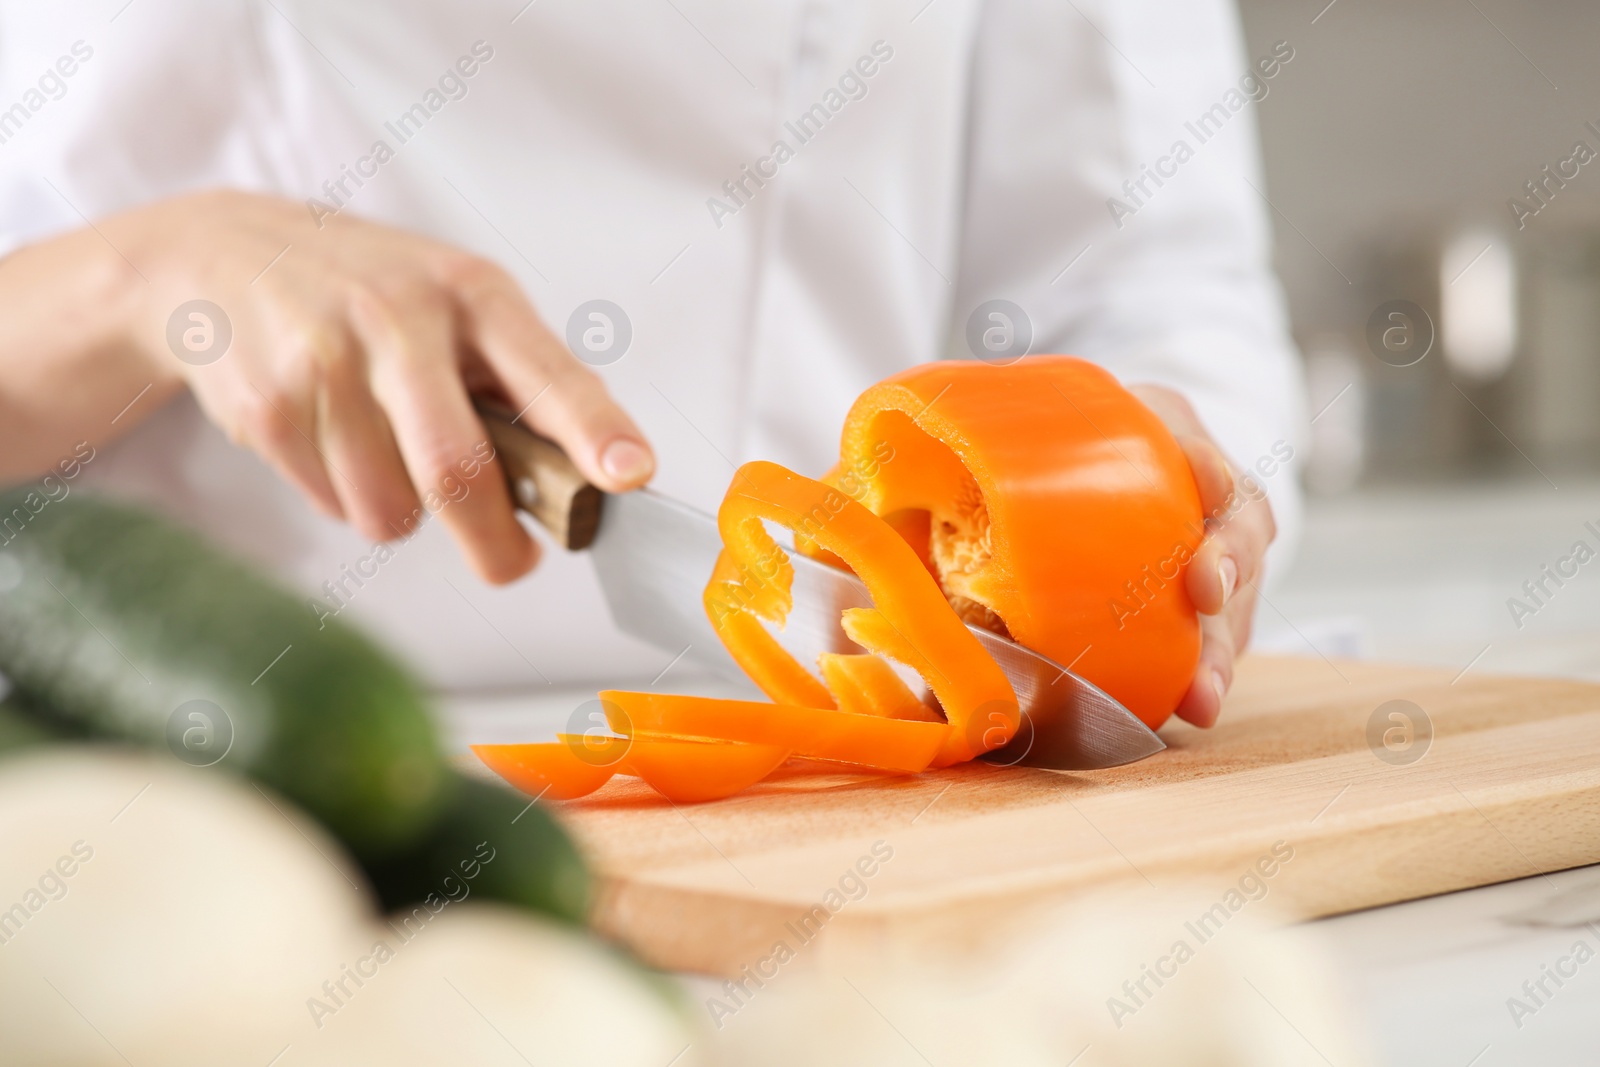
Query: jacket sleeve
952 0 1307 578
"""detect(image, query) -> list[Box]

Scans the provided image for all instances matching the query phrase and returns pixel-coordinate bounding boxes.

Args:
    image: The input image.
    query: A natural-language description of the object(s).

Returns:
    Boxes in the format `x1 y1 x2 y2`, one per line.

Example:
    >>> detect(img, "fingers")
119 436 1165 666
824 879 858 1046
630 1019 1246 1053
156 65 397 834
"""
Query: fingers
1126 382 1194 430
1188 489 1273 615
1128 381 1276 729
1182 429 1275 619
350 287 539 584
1178 433 1233 614
445 258 655 492
1174 585 1254 728
310 330 423 543
217 372 346 521
1175 433 1232 516
1130 384 1267 618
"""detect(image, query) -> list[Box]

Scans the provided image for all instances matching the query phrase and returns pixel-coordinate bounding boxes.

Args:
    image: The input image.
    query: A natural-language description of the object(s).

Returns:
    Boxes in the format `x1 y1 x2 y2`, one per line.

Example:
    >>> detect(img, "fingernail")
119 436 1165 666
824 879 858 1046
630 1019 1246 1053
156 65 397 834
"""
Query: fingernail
600 438 654 485
1212 668 1228 702
1218 557 1238 605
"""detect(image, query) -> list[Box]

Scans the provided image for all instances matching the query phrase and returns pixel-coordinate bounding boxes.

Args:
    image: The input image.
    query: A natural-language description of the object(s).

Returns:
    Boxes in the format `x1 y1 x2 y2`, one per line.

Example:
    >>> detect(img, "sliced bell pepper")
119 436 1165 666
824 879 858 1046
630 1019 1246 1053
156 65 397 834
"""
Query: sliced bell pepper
701 548 835 710
487 357 1198 800
698 460 1018 764
815 653 942 721
470 741 620 801
474 735 793 804
601 690 948 773
617 738 791 803
829 355 1204 728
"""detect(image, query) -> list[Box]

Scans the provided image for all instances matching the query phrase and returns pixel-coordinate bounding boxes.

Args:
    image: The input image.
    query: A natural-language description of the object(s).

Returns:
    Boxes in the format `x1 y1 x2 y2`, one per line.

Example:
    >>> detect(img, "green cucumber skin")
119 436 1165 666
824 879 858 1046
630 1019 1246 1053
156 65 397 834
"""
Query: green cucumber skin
364 774 592 926
0 703 590 925
0 489 447 857
0 693 66 751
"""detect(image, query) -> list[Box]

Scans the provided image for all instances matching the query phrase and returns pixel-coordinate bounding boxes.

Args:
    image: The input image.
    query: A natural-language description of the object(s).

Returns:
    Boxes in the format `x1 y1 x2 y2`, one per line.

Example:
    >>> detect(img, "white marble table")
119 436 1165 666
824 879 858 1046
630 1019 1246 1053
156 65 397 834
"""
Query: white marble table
1319 865 1600 1066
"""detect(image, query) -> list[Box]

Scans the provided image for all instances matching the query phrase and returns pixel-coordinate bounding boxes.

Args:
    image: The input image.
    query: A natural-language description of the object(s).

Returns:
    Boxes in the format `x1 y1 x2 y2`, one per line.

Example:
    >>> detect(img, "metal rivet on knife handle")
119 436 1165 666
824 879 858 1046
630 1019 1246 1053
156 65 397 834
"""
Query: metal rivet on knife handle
475 402 605 551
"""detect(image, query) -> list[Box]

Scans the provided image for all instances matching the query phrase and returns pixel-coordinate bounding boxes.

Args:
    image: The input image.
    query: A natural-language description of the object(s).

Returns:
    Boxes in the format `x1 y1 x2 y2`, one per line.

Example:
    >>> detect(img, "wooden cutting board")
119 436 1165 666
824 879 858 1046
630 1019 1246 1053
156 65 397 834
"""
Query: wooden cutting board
556 655 1600 976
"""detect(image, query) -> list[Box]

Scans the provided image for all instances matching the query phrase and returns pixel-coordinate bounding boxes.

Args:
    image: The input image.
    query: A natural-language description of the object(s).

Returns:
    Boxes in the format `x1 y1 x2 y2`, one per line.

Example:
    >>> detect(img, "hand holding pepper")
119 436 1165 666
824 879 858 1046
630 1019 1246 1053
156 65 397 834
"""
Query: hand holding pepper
1129 385 1277 729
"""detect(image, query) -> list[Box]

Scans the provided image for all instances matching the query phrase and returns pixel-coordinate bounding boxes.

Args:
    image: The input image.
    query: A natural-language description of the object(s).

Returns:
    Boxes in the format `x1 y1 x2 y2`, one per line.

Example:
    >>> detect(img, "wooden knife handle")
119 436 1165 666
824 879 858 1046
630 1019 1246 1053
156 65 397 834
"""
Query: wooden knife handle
476 403 604 551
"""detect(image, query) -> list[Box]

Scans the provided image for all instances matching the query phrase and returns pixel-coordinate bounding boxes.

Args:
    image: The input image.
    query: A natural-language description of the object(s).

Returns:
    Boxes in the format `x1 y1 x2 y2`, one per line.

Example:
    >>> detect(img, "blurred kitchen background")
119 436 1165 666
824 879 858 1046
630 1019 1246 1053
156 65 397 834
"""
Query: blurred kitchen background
1237 0 1600 679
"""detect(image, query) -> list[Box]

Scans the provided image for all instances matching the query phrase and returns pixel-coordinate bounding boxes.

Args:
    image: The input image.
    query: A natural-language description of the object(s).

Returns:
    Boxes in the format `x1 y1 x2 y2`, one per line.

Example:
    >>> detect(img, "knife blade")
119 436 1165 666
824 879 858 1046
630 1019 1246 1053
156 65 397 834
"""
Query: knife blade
480 406 1165 770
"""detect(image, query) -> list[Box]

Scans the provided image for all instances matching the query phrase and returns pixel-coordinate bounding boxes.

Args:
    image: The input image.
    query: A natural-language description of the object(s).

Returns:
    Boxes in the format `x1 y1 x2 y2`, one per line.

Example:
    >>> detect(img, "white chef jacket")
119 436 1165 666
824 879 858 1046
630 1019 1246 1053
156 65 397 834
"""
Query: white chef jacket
0 0 1304 692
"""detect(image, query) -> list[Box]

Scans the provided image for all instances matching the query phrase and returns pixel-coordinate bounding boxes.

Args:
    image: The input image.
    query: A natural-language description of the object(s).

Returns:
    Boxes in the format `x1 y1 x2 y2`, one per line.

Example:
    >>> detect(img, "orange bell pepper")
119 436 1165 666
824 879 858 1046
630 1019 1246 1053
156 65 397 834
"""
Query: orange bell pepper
600 690 948 773
470 741 621 801
700 460 1017 764
828 355 1203 728
480 356 1198 801
473 734 793 804
617 738 791 803
814 654 942 721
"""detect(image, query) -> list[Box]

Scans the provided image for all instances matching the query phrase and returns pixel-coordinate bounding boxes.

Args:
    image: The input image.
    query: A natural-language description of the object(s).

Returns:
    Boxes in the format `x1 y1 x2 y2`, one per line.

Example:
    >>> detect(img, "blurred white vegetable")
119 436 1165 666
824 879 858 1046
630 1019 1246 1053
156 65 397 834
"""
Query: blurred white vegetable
0 747 692 1067
287 906 693 1067
692 887 1374 1067
0 747 371 1065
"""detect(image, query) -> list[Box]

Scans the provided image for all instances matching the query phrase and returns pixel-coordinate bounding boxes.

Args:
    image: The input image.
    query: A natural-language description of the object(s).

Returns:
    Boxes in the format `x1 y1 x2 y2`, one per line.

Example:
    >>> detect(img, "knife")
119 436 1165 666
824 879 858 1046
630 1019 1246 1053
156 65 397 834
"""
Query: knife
479 404 1165 770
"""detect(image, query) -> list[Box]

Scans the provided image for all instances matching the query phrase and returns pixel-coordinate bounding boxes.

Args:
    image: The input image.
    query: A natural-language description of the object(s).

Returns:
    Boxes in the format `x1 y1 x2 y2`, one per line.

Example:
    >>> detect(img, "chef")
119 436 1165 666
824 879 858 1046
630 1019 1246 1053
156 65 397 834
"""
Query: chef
0 0 1300 728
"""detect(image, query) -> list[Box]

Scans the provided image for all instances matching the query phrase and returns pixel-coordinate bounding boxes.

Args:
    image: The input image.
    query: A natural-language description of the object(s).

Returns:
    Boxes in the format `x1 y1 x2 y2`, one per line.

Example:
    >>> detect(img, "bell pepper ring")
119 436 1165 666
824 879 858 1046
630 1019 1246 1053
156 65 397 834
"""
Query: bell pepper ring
615 737 791 804
470 741 620 801
815 653 943 722
600 690 948 773
699 460 1018 764
473 734 793 804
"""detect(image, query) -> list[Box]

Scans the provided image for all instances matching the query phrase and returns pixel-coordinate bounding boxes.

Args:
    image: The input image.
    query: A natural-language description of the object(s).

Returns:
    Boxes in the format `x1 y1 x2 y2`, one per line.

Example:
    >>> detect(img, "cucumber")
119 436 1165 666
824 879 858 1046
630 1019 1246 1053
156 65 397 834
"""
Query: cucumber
363 773 591 925
1 691 590 924
0 488 589 922
0 691 64 751
0 487 444 856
